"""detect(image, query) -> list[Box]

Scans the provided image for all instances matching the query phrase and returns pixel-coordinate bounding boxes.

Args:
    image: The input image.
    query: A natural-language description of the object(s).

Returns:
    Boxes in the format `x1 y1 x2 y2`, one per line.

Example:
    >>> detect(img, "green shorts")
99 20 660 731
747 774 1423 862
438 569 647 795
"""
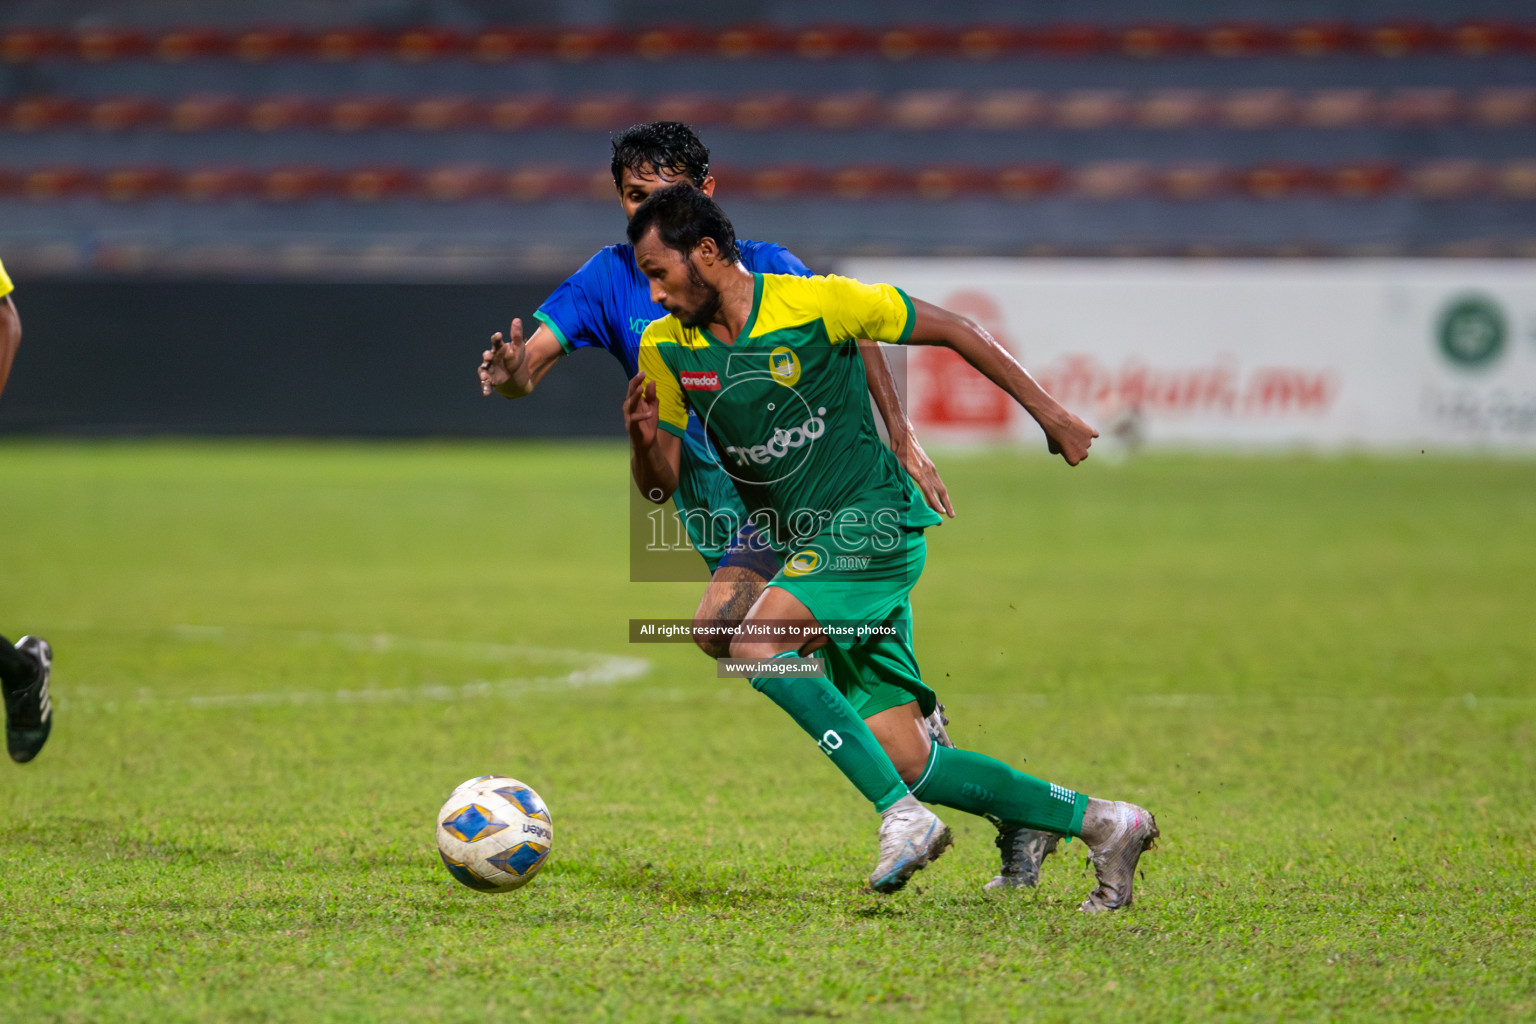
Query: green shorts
769 524 936 720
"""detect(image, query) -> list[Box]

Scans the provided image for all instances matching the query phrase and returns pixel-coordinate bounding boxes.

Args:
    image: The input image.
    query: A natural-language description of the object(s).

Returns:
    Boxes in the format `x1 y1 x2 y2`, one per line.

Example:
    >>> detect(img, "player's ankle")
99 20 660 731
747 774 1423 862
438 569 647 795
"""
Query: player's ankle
1077 798 1118 846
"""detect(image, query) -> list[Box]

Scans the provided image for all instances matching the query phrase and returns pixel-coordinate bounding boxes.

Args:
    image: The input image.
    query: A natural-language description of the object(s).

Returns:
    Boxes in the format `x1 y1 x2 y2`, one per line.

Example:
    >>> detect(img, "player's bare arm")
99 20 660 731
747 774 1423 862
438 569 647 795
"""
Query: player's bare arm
907 298 1098 466
478 318 565 398
623 371 681 501
0 295 21 399
857 340 954 518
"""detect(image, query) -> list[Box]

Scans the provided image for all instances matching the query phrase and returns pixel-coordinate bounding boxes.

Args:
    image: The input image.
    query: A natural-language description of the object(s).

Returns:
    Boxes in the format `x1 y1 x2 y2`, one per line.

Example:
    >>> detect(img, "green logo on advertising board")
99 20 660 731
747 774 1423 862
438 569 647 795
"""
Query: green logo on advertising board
1436 295 1506 369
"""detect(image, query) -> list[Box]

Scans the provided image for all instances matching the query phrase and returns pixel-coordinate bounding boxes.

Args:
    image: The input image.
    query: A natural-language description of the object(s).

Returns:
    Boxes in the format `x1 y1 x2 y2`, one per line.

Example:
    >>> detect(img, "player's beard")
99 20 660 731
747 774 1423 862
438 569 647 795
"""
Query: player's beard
676 260 723 330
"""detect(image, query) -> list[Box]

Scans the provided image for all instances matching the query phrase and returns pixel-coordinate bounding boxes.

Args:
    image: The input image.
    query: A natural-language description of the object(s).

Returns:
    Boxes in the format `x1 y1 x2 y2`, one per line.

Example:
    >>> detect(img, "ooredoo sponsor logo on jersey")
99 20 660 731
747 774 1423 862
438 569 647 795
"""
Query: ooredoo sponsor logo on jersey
724 407 827 466
681 370 721 390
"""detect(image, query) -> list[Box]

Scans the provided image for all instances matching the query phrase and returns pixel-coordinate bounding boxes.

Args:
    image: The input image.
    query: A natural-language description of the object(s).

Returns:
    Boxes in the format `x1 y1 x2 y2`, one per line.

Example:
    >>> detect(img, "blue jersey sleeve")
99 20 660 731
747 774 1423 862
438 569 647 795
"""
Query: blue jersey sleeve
740 240 813 279
533 250 615 355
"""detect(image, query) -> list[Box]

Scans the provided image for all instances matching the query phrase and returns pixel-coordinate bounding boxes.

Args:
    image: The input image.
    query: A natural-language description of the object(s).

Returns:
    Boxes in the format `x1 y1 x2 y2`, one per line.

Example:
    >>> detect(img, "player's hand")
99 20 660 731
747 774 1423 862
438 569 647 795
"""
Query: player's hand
624 371 660 447
893 432 955 518
479 318 529 396
1044 411 1099 466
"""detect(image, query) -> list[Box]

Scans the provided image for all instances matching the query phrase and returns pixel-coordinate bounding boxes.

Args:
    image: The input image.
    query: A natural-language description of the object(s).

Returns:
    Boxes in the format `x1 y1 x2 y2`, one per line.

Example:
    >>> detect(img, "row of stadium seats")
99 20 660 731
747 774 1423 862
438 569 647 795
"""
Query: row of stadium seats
6 88 1535 133
5 160 1532 202
3 21 1535 63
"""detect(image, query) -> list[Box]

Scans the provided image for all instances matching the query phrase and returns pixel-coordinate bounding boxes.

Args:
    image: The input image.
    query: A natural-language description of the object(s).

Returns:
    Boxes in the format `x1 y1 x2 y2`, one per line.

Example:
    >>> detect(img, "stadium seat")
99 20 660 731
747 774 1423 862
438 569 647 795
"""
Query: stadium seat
1384 88 1461 126
971 90 1049 130
170 95 247 132
729 93 805 130
1367 22 1446 57
747 165 826 200
502 165 582 202
470 27 554 61
22 166 92 200
1033 24 1112 56
715 25 788 59
155 29 230 61
314 28 388 61
913 165 993 200
648 94 729 126
809 92 884 130
1409 160 1490 199
1299 89 1378 129
487 95 562 131
566 95 640 132
343 167 417 201
994 164 1065 199
407 96 484 132
181 167 258 201
233 28 308 61
1470 88 1536 127
261 167 337 201
794 25 875 60
554 27 631 61
887 90 970 131
1 29 67 62
878 25 956 61
329 97 405 132
1219 90 1297 129
1240 163 1317 199
1135 90 1213 129
6 96 81 131
248 96 324 132
1157 164 1233 201
102 166 177 201
1498 161 1536 200
77 28 149 61
829 165 907 200
396 28 465 62
1054 90 1132 130
1120 24 1197 59
421 165 498 201
89 96 167 132
1325 162 1402 199
1287 22 1362 56
635 26 712 60
1204 23 1283 57
956 25 1032 60
1075 161 1151 200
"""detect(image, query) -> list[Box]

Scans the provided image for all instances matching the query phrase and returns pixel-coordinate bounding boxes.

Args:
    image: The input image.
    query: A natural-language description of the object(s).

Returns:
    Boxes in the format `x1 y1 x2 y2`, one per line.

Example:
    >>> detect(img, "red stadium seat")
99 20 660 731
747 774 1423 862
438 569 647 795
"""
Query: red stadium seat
566 94 639 132
748 165 826 200
2 29 67 62
407 96 484 132
1135 90 1213 129
89 96 166 132
1325 162 1402 199
970 90 1049 130
583 168 620 201
1074 161 1151 200
648 93 729 126
329 97 405 132
1367 22 1446 57
994 164 1065 199
102 166 176 201
248 97 324 132
887 90 971 131
1287 22 1362 56
1120 24 1197 59
555 27 631 61
829 165 907 200
1240 163 1318 199
421 165 498 201
396 28 465 62
809 91 884 130
261 167 337 202
22 166 92 200
1497 161 1536 200
487 95 563 131
181 167 258 201
156 28 230 61
502 166 583 202
1034 24 1112 56
1408 160 1491 199
716 25 789 59
956 25 1032 60
7 96 82 131
1299 89 1378 129
913 165 993 200
1470 88 1536 127
343 167 417 201
1203 23 1283 57
878 25 956 61
1157 164 1233 201
729 93 805 130
471 27 554 61
234 28 308 61
77 28 149 62
1383 88 1461 126
1451 21 1529 56
794 25 875 60
1218 89 1297 129
635 26 711 60
169 95 246 132
314 28 387 61
1054 90 1132 130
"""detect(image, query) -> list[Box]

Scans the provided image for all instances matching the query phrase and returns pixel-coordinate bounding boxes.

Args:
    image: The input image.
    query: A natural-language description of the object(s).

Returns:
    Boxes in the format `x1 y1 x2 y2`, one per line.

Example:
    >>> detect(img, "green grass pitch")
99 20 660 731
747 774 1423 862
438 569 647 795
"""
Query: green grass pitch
1 440 1532 1022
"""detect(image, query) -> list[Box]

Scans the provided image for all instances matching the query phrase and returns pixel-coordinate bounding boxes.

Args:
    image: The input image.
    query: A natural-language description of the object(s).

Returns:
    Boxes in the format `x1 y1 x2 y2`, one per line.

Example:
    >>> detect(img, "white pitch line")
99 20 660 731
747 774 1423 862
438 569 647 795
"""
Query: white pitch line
59 626 652 712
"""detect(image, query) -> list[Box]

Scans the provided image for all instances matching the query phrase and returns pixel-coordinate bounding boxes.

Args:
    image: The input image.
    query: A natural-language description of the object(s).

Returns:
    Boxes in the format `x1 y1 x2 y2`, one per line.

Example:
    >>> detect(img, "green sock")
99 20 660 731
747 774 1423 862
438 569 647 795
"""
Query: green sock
750 653 909 812
911 744 1089 836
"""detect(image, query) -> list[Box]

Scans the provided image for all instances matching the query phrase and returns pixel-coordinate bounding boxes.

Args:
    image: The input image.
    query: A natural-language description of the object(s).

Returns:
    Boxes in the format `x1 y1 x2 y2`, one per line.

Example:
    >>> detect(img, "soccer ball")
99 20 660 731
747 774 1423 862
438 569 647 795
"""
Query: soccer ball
434 775 554 893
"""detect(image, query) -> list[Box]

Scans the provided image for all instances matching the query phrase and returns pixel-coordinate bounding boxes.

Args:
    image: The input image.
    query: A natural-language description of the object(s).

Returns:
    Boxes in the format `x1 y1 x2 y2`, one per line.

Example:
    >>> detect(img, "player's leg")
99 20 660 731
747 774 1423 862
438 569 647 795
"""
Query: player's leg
1 632 53 764
731 585 950 893
689 523 778 659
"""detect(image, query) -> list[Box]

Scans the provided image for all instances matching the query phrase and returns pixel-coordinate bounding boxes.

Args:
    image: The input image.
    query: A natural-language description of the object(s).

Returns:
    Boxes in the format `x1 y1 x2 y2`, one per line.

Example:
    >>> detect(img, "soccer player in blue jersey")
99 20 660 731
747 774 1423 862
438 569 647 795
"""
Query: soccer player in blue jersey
478 123 1061 892
0 255 55 764
623 185 1159 906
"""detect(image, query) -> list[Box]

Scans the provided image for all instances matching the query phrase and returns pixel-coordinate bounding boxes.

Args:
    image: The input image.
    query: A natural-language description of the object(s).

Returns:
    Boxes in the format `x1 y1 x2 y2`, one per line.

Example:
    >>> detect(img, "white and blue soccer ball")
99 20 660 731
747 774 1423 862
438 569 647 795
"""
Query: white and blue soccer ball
434 775 554 893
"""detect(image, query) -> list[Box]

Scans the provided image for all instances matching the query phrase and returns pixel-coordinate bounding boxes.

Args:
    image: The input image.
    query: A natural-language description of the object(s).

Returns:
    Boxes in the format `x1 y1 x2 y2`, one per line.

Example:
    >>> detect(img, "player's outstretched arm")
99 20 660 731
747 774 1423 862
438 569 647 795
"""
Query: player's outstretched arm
907 297 1098 466
857 340 954 518
624 371 682 503
0 296 20 400
478 318 565 399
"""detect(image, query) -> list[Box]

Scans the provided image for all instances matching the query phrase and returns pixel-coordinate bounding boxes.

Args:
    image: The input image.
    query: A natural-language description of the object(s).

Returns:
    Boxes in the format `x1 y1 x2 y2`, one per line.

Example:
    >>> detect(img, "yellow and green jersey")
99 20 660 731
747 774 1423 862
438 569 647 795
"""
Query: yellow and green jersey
638 273 943 551
0 256 13 299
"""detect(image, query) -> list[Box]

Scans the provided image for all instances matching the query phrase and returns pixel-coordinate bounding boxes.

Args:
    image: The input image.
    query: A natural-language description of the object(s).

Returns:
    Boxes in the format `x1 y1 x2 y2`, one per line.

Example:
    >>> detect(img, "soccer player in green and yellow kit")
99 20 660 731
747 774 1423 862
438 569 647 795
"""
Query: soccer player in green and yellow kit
0 255 55 764
622 186 1159 908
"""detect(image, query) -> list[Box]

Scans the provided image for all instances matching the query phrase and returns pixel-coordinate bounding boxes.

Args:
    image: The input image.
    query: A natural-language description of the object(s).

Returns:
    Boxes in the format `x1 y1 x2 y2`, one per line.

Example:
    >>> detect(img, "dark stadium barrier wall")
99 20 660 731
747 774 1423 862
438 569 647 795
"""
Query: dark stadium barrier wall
0 279 629 437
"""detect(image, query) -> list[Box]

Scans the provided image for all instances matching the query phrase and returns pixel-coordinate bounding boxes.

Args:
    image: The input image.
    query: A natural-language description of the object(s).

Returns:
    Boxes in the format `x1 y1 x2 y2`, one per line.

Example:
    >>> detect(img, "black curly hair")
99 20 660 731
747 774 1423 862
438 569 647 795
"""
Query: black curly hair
610 121 711 191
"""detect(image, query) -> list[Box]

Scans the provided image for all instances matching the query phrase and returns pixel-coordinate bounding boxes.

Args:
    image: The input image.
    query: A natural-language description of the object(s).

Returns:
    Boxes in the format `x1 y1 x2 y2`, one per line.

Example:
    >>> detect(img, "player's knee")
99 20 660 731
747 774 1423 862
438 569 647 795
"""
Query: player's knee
691 614 732 660
891 746 929 784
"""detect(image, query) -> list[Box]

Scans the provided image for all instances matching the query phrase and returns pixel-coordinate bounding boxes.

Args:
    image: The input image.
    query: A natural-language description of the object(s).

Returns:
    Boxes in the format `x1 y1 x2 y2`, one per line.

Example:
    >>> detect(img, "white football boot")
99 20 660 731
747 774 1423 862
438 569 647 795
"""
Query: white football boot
868 795 952 894
1079 801 1159 912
